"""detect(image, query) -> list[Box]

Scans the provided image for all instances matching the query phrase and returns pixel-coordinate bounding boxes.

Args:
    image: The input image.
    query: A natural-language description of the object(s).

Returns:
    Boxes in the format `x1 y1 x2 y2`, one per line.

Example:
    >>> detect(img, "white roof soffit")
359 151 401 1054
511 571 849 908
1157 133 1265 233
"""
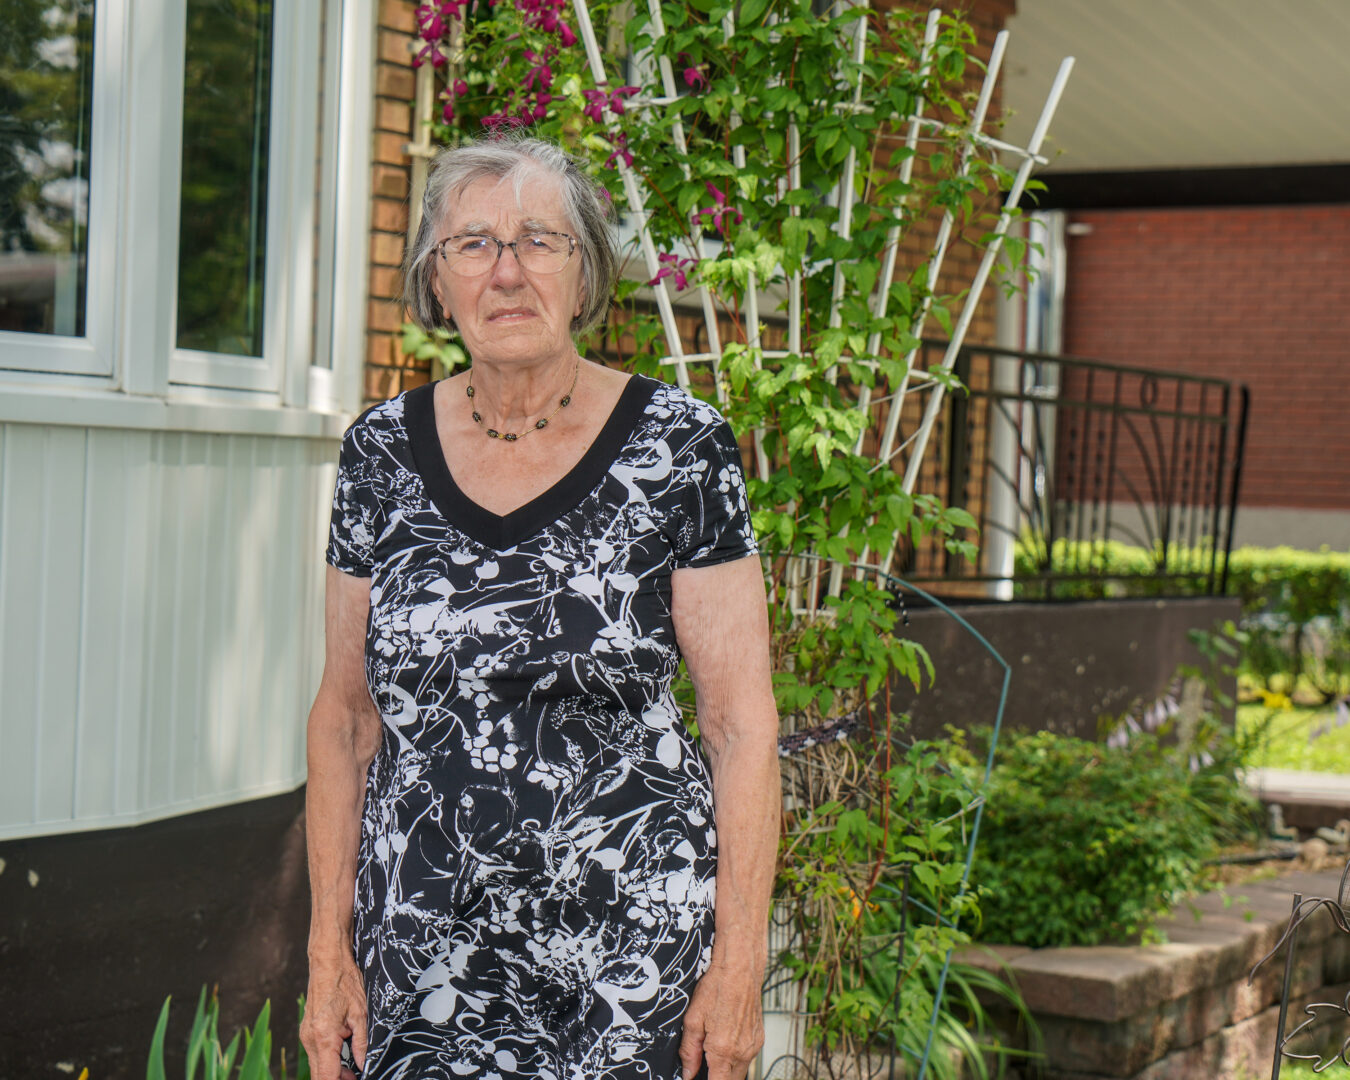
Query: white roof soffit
1001 0 1350 174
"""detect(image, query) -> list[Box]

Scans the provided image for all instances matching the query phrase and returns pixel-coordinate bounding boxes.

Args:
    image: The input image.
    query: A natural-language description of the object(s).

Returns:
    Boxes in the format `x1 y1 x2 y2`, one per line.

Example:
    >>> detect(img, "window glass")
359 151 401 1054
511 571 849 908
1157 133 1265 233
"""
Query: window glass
176 0 274 356
0 1 95 338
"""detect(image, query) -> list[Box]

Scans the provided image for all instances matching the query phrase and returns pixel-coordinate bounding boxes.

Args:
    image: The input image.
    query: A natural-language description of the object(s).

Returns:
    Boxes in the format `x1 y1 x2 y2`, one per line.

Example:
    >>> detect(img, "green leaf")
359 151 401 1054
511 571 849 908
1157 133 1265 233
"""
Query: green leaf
739 0 771 27
186 987 211 1080
237 1000 273 1080
146 997 171 1080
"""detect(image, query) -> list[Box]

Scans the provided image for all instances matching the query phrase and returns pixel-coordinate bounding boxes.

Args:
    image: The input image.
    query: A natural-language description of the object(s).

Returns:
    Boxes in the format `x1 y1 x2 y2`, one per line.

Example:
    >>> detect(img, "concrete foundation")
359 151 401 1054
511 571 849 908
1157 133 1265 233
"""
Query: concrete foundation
0 788 310 1079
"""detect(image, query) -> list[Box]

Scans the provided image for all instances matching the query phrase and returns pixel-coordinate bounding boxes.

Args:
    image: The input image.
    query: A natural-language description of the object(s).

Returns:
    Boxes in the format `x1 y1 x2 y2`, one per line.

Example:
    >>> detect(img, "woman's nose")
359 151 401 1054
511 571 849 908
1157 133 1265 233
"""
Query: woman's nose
489 244 526 286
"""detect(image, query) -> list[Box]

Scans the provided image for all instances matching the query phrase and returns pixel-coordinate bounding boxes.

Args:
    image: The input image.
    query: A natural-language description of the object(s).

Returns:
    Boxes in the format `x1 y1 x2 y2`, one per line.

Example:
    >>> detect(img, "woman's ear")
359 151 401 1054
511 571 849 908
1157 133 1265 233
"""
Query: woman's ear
430 273 455 329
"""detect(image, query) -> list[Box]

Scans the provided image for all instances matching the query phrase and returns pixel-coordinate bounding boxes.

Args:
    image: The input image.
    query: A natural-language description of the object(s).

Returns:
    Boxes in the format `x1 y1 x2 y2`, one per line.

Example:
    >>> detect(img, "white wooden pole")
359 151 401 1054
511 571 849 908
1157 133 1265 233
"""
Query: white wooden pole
572 0 691 389
881 55 1074 575
646 0 724 404
827 9 941 598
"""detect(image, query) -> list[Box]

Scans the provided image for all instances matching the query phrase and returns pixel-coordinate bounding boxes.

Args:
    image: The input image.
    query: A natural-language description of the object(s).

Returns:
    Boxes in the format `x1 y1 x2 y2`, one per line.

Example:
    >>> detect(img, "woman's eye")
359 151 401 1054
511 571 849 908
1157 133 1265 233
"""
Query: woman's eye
523 235 558 253
457 237 491 254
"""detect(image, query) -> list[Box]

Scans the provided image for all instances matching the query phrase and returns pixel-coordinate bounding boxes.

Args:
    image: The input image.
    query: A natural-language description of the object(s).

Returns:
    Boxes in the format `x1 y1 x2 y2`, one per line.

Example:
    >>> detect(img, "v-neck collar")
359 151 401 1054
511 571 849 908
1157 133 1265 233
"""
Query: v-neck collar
405 372 659 551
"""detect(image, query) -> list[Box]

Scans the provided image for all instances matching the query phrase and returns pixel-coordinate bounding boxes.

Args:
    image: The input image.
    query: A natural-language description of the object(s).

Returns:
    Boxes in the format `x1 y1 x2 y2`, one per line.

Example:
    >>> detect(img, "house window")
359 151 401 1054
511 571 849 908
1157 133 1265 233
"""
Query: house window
0 0 364 412
0 0 95 341
175 0 275 358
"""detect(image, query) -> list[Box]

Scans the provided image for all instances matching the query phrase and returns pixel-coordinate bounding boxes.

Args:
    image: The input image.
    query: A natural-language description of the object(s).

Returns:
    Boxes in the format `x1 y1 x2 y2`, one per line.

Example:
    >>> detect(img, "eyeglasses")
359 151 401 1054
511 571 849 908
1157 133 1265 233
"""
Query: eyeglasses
435 231 578 276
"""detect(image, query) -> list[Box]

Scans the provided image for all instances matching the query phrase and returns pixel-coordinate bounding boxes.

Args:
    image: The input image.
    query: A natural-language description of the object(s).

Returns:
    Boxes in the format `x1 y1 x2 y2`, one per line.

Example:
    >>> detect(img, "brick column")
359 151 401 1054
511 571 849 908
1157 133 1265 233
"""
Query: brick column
365 0 431 404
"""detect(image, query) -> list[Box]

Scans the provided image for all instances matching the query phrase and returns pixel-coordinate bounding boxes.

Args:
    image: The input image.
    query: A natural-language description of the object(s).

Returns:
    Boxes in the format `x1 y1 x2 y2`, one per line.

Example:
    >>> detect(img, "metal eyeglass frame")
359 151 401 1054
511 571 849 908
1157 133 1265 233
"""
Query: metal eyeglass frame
435 231 578 276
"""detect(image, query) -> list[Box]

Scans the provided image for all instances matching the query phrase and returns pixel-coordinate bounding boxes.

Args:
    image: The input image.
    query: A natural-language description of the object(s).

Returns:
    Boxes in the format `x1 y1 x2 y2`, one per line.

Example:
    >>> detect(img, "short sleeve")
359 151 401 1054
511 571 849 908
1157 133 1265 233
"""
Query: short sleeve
672 417 760 569
326 425 378 576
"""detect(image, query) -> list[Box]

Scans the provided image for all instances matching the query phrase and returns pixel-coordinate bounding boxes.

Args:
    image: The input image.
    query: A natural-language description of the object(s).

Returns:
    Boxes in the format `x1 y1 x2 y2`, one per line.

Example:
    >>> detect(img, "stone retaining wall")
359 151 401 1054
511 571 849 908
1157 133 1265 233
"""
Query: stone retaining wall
964 867 1350 1078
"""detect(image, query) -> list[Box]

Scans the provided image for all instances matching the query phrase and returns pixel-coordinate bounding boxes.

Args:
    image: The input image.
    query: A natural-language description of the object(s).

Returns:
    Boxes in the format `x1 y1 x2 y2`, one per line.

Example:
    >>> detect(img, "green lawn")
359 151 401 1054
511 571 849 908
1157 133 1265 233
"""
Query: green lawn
1238 701 1350 773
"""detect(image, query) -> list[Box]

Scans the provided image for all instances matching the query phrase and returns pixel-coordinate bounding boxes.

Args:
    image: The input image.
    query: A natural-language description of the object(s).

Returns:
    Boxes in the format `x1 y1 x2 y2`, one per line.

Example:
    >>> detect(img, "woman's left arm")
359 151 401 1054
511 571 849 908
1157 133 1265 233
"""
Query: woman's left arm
671 553 781 1080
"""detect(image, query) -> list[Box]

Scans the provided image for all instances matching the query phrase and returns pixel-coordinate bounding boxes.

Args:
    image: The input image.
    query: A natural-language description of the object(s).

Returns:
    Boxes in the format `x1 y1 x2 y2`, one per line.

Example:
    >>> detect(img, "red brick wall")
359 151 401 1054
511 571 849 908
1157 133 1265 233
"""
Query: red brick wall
1060 205 1350 511
365 0 426 402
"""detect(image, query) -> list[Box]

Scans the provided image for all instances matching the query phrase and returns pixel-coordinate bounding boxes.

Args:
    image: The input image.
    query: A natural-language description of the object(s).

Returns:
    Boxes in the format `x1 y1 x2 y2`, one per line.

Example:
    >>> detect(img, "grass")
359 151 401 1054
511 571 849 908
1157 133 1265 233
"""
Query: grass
1238 700 1350 773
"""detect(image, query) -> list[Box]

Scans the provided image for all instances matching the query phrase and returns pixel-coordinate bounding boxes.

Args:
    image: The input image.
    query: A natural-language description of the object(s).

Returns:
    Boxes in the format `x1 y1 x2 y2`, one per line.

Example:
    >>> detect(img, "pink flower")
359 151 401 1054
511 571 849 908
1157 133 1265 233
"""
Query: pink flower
453 79 468 97
413 42 447 68
483 113 530 133
558 21 577 46
581 86 638 123
697 181 743 235
648 252 696 291
581 89 606 123
606 131 633 168
442 101 455 123
682 66 705 88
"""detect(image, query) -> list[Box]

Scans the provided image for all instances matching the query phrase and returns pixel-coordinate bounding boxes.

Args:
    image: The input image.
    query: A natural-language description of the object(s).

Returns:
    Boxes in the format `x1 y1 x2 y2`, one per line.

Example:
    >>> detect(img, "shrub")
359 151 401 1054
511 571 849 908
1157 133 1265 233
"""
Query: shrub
954 726 1255 948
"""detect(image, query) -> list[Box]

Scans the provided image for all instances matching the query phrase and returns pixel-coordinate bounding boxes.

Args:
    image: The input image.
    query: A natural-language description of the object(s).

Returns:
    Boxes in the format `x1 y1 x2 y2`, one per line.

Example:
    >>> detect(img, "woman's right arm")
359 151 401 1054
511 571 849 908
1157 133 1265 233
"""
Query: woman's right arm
300 565 382 1080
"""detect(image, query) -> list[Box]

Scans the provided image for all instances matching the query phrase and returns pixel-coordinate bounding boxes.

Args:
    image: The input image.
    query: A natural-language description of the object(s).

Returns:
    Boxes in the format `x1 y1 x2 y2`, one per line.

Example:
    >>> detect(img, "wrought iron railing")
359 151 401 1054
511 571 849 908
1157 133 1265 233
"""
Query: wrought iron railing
893 340 1250 600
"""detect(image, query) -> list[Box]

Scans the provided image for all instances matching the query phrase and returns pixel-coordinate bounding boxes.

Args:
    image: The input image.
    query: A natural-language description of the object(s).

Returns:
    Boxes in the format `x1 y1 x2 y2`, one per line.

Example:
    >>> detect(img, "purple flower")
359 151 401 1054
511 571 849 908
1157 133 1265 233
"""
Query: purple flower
581 89 606 123
453 78 468 97
581 87 637 122
606 131 633 168
483 113 530 133
416 0 463 37
413 42 447 68
648 252 696 291
558 21 577 46
697 181 743 235
682 65 706 88
442 101 455 123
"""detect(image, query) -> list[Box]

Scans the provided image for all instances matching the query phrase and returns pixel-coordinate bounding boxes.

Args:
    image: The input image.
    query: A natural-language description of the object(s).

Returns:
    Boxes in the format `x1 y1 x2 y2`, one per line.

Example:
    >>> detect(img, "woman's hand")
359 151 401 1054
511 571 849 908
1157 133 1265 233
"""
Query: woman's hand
301 954 368 1080
679 961 766 1080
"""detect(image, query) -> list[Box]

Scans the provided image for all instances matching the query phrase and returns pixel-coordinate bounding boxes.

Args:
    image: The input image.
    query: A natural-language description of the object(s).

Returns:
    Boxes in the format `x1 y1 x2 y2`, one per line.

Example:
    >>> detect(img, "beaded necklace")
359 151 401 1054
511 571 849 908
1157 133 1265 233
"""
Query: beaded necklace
466 358 579 441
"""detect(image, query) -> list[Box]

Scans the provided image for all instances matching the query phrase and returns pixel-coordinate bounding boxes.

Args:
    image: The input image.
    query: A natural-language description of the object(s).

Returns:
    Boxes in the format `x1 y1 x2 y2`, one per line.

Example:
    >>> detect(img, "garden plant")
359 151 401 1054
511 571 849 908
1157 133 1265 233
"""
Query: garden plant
404 0 1062 1074
145 988 308 1080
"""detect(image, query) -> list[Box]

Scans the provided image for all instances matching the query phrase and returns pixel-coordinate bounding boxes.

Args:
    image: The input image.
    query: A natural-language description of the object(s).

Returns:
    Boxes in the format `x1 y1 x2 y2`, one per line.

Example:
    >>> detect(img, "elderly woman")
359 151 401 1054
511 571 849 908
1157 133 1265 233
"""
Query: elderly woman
300 136 781 1080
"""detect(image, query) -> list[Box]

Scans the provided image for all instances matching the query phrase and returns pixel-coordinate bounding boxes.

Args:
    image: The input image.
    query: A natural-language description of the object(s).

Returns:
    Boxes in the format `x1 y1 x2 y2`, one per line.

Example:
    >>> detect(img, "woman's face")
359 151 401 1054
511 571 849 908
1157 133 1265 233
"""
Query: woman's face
431 172 585 369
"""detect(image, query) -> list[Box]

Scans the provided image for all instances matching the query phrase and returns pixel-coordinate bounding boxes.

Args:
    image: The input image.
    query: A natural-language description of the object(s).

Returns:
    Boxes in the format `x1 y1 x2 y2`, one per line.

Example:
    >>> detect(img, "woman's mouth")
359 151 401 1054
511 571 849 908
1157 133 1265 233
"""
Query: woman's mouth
488 308 535 322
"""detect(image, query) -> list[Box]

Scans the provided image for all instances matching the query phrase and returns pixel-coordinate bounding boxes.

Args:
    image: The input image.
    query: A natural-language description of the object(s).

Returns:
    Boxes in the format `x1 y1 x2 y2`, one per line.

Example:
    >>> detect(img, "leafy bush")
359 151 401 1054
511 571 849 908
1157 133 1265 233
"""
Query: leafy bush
146 988 307 1080
953 726 1255 948
776 736 1038 1078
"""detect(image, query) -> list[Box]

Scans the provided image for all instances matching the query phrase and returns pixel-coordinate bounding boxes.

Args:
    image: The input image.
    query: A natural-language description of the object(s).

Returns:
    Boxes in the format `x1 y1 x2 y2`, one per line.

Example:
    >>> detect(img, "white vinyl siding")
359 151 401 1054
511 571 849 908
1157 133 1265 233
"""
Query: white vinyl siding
0 420 333 839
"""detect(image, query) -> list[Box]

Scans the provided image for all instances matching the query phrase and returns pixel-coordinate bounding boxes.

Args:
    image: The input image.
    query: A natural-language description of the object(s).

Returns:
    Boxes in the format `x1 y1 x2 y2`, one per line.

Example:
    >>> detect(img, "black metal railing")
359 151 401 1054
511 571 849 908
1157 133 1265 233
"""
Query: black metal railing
893 341 1250 600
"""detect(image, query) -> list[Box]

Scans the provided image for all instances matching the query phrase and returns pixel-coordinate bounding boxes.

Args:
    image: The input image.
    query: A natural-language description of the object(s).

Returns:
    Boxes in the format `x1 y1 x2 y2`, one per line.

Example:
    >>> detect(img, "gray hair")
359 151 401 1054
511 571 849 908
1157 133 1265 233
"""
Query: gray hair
402 135 619 337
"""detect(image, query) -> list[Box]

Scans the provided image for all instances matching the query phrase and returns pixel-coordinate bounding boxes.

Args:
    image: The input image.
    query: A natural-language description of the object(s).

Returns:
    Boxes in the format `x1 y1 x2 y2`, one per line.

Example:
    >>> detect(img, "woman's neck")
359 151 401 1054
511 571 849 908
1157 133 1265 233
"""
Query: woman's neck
466 351 582 431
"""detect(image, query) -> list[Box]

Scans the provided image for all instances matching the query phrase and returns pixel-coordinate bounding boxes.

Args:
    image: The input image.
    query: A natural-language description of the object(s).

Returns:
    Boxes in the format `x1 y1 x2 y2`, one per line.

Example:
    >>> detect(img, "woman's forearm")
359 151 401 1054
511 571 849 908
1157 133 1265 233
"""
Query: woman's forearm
705 714 781 971
306 692 379 961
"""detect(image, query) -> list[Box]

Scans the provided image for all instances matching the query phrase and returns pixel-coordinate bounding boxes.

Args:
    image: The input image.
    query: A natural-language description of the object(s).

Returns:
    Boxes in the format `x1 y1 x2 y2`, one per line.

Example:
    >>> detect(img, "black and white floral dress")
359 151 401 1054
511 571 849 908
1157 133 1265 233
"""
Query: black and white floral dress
326 373 759 1080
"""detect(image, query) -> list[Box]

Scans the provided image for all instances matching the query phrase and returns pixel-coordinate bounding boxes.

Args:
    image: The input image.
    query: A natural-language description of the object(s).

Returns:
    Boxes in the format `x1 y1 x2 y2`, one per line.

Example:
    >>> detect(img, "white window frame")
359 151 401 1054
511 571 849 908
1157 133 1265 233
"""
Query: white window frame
168 0 319 397
0 0 124 379
0 0 375 430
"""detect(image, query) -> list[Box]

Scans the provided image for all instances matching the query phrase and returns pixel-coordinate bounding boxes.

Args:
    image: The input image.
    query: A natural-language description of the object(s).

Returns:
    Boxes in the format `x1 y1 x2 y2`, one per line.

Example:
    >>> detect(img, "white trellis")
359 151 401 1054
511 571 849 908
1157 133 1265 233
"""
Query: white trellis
571 2 1074 609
